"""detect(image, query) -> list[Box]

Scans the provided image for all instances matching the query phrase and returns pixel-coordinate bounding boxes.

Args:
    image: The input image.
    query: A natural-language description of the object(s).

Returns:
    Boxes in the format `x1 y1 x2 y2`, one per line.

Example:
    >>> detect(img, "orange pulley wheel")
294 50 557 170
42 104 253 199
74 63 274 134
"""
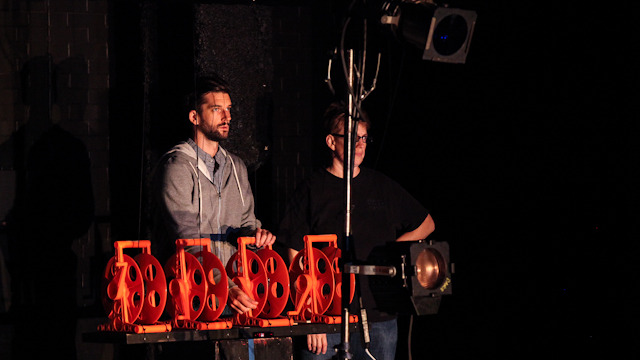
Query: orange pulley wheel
134 252 167 324
101 254 144 326
256 247 290 318
289 247 335 320
226 245 267 321
193 250 229 322
321 246 355 316
164 251 208 321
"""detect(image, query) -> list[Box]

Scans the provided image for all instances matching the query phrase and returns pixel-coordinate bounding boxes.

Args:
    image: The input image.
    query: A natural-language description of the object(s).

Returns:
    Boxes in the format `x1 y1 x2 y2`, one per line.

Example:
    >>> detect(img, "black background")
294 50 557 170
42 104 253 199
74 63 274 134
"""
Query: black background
109 1 640 358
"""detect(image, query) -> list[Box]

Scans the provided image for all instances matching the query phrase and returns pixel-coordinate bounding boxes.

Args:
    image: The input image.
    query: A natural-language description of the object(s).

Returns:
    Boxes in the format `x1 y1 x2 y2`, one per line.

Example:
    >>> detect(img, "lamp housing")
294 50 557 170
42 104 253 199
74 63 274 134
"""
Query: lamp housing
381 1 477 64
369 239 452 315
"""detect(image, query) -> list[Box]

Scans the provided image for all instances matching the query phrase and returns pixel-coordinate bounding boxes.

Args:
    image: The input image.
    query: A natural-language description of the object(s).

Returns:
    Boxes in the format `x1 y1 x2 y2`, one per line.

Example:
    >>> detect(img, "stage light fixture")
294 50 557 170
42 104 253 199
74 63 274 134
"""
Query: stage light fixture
369 239 452 315
381 1 477 64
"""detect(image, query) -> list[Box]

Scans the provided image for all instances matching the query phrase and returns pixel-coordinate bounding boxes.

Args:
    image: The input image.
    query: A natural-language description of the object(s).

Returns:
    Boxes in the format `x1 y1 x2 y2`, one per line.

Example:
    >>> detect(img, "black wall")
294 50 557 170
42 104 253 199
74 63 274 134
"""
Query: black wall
108 1 640 358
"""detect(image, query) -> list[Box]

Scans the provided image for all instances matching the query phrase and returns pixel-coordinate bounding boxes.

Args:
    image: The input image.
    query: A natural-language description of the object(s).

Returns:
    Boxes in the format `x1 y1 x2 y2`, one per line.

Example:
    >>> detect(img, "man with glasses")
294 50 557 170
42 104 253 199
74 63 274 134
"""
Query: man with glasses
278 101 435 360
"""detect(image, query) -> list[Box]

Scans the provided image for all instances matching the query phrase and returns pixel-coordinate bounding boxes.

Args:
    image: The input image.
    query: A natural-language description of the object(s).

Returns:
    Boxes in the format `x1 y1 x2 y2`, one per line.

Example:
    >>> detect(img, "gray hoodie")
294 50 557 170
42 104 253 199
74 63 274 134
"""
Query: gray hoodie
151 141 261 266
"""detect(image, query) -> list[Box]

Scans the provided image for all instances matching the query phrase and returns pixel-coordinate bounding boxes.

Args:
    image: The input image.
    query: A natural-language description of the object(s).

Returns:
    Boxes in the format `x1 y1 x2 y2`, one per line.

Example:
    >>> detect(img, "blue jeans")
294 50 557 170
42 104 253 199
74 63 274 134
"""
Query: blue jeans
298 319 398 360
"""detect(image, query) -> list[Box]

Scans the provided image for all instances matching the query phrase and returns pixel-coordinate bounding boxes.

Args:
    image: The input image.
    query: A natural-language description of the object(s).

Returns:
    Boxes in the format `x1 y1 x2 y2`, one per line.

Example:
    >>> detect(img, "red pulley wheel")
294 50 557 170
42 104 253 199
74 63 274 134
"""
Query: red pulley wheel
289 248 335 319
256 248 290 318
164 252 208 321
101 254 145 324
226 250 268 322
134 253 167 324
194 250 229 322
321 246 355 316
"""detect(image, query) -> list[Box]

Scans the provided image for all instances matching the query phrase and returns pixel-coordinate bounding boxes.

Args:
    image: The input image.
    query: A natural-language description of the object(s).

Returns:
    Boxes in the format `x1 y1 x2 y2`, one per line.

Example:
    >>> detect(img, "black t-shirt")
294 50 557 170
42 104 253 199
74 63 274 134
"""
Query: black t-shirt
278 167 429 321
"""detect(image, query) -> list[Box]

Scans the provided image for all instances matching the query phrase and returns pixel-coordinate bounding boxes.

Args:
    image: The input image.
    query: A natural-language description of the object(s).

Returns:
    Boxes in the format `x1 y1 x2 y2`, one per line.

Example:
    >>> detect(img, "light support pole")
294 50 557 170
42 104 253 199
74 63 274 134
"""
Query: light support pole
335 49 357 360
333 8 380 357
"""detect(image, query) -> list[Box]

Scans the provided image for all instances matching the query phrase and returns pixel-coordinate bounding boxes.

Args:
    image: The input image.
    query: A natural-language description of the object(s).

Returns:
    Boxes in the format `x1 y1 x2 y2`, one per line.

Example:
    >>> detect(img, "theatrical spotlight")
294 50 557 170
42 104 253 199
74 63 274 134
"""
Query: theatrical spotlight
369 239 452 315
380 1 477 63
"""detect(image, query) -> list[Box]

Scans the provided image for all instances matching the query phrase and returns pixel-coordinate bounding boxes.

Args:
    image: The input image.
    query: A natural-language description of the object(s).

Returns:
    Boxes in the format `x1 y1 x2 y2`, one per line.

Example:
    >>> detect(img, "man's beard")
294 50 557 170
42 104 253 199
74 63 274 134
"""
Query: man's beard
201 122 229 142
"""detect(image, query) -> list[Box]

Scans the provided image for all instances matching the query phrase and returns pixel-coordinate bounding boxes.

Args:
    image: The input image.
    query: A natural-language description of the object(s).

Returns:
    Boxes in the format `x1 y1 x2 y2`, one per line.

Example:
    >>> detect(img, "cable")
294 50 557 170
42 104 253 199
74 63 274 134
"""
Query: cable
138 4 149 239
191 7 204 262
408 314 414 360
365 348 376 360
359 299 377 360
373 40 406 170
359 297 371 347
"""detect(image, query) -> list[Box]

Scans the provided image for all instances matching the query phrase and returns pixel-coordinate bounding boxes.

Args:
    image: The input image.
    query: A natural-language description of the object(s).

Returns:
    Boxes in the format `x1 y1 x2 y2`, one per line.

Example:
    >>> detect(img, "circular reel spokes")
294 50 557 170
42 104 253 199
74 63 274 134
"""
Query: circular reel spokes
289 248 335 319
321 246 355 316
164 252 208 321
256 248 290 318
101 254 144 324
226 250 268 321
194 250 229 322
133 253 167 324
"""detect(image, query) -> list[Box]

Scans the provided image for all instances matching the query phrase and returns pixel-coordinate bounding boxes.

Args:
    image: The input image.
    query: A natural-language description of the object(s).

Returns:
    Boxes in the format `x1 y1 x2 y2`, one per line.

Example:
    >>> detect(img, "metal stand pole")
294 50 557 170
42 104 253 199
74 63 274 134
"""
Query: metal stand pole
335 49 356 360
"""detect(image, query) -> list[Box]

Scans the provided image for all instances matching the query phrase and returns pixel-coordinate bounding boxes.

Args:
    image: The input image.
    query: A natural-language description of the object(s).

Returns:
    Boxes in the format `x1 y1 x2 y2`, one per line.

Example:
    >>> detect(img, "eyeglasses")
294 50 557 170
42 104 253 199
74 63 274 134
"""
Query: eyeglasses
331 133 372 144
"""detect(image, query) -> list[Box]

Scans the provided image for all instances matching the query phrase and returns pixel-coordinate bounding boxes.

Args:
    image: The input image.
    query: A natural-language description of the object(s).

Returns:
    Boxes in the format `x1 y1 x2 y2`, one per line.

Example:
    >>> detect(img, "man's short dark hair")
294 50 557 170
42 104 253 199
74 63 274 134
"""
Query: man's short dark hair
184 74 231 114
